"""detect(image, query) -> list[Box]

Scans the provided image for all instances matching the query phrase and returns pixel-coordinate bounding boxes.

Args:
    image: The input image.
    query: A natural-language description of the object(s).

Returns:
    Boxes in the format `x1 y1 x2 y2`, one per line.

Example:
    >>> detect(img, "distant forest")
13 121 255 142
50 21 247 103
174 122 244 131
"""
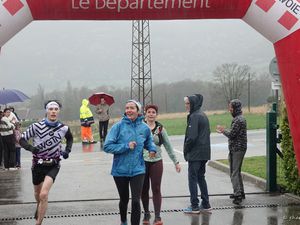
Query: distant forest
20 71 273 121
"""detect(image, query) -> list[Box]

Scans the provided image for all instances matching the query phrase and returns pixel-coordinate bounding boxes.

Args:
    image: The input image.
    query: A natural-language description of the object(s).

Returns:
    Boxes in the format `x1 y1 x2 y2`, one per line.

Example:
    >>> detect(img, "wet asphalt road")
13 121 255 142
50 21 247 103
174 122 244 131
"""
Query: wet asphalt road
0 132 300 225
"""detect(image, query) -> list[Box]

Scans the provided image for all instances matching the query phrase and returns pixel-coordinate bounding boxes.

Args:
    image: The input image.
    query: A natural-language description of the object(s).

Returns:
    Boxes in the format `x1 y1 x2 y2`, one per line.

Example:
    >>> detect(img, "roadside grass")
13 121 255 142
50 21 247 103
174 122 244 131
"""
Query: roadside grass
56 111 267 142
218 156 286 187
160 112 266 135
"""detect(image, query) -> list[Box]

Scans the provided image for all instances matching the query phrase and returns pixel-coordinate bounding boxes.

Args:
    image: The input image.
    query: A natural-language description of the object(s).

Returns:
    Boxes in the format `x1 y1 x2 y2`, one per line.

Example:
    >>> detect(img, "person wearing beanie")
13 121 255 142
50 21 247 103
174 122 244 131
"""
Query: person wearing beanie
104 100 156 225
183 94 212 213
19 100 73 225
216 99 247 205
142 104 181 225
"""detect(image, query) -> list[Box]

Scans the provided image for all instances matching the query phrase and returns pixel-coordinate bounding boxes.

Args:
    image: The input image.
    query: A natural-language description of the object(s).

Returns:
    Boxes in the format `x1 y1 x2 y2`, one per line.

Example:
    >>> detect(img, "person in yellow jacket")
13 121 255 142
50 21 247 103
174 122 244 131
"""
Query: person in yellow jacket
80 99 97 144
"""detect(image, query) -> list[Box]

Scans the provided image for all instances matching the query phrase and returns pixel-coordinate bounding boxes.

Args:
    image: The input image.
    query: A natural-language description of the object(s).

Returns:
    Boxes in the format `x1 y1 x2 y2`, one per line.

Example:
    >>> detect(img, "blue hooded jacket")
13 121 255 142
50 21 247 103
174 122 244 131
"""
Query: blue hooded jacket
104 114 156 177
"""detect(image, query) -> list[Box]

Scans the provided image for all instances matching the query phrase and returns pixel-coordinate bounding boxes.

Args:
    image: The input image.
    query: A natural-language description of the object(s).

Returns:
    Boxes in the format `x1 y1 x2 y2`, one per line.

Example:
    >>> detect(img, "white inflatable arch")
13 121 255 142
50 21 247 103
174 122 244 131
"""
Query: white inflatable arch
1 0 300 172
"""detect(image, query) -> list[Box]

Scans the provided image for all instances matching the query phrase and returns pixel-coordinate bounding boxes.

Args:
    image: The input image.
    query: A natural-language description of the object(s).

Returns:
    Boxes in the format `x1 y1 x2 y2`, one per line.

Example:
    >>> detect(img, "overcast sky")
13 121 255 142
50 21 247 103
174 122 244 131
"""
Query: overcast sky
0 19 275 95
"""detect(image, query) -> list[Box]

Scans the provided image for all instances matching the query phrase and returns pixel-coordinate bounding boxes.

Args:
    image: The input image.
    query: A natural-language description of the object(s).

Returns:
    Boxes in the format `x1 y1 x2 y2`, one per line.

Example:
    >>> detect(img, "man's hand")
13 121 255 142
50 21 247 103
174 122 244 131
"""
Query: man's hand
61 150 70 159
29 146 39 154
216 125 225 133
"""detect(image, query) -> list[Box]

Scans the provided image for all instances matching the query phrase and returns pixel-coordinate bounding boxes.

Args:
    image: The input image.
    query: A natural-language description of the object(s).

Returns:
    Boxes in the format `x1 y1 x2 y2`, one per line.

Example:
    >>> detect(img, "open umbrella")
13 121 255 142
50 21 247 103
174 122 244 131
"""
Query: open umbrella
88 92 115 106
0 88 30 105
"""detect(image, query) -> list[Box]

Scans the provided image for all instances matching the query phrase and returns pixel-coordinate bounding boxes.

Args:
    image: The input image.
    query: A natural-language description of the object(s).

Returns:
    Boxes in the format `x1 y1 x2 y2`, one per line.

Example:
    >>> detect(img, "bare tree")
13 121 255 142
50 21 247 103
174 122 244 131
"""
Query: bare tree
213 63 254 102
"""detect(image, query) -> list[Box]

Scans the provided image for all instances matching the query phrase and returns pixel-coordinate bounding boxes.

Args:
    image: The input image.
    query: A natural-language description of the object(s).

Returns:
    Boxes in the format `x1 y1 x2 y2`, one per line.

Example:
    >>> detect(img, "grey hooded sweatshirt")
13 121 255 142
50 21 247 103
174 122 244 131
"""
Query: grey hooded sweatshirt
184 94 211 161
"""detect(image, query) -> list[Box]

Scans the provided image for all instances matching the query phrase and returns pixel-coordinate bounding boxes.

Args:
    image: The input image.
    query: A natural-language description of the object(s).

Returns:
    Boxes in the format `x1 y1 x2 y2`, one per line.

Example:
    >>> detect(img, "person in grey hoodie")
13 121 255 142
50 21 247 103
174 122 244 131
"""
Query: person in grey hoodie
216 99 247 205
183 94 212 213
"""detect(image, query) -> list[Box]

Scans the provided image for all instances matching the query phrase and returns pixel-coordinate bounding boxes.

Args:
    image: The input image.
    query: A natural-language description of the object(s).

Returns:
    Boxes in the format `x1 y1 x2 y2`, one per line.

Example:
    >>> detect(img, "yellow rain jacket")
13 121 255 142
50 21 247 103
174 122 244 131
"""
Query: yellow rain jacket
80 99 94 127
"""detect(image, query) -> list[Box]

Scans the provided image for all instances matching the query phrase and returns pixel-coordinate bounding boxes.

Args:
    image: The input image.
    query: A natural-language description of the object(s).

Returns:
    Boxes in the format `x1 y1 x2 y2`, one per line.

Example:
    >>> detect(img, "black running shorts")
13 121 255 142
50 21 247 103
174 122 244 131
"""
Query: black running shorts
32 164 60 185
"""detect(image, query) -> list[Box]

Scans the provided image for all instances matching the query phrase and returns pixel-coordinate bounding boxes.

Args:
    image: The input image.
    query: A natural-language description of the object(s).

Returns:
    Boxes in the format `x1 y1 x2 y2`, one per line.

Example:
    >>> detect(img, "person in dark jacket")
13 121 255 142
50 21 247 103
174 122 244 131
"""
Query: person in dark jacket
216 99 247 205
183 94 211 213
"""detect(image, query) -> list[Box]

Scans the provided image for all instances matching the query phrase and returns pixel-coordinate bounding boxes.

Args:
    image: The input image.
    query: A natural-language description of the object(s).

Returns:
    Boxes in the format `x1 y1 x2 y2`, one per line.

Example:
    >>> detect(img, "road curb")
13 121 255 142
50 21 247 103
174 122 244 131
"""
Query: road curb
208 160 266 190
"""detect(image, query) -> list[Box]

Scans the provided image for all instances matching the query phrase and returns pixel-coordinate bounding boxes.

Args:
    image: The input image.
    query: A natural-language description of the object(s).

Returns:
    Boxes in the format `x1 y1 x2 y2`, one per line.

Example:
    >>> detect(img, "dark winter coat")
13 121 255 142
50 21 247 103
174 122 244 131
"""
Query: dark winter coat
223 99 247 152
184 94 211 161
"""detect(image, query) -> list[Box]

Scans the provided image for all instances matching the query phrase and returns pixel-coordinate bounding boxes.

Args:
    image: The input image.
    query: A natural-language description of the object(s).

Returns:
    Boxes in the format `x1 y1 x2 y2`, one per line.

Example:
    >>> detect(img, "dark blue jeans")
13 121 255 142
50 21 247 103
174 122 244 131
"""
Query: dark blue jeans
188 160 210 209
16 147 21 167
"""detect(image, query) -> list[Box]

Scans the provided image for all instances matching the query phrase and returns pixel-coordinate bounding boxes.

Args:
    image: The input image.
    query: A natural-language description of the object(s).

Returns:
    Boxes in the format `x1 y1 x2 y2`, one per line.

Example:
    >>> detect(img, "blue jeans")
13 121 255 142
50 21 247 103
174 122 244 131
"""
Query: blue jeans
16 147 21 167
188 160 210 209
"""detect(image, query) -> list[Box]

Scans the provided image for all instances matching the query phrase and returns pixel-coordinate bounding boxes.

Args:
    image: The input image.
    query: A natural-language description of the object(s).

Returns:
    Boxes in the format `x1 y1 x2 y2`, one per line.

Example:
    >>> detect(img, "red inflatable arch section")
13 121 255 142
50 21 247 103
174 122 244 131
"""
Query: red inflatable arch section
1 0 300 173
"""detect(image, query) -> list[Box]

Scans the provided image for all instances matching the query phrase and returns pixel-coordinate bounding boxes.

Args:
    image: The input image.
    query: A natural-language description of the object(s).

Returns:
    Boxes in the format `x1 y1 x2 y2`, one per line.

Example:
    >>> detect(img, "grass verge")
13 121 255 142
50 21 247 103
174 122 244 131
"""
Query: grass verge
218 156 286 188
160 112 266 135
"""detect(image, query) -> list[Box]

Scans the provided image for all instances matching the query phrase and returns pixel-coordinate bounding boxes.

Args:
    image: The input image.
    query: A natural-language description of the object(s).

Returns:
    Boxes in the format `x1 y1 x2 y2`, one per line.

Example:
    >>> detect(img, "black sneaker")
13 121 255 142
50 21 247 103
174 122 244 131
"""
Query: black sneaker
230 193 245 199
232 196 242 205
199 204 212 211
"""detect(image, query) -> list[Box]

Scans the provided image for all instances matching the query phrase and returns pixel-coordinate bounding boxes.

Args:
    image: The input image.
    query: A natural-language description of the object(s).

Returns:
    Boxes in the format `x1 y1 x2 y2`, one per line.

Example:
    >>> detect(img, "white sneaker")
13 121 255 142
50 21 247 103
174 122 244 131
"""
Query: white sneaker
9 167 18 171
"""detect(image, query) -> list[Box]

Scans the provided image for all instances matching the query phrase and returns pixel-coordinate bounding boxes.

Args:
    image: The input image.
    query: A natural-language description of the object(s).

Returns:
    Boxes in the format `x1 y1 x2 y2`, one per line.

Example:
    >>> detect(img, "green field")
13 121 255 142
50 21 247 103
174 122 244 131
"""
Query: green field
65 112 266 142
160 113 266 135
218 156 286 187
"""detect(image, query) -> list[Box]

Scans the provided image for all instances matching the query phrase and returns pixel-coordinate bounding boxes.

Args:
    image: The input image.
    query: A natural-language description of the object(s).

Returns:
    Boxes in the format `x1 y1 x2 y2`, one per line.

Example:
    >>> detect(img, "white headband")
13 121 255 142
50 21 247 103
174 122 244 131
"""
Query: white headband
46 101 60 111
126 100 142 112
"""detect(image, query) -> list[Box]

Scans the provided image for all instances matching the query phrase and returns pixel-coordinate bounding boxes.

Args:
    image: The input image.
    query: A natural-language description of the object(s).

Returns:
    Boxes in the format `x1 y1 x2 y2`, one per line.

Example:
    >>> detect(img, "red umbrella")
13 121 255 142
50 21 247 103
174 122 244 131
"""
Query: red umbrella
88 92 115 106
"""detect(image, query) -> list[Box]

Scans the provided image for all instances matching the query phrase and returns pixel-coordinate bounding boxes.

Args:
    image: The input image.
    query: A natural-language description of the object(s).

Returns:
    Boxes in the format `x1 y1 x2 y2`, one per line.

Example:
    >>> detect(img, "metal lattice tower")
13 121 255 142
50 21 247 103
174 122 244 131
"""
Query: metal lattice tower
131 20 153 108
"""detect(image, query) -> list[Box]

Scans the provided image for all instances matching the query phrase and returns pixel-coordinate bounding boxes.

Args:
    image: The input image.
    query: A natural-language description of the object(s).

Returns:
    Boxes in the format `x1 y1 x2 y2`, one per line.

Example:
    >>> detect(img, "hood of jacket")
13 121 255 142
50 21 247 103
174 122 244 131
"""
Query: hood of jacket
188 94 203 114
230 99 242 117
82 99 89 107
80 99 93 119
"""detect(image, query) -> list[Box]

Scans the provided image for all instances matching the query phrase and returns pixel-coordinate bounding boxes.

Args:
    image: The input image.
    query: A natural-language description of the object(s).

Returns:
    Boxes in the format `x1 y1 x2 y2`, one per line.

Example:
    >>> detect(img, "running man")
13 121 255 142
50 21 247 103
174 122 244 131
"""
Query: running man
20 100 73 225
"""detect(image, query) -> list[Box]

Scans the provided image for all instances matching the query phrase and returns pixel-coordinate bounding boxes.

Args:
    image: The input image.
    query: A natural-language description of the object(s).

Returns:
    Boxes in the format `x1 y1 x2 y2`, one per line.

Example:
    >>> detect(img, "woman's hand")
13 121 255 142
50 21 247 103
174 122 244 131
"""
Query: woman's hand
128 141 137 150
175 163 181 173
149 151 156 158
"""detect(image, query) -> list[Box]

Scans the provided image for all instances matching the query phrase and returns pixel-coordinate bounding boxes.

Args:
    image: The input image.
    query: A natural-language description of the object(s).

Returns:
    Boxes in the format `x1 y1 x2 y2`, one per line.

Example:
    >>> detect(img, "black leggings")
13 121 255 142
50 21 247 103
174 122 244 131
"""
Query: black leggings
113 174 145 225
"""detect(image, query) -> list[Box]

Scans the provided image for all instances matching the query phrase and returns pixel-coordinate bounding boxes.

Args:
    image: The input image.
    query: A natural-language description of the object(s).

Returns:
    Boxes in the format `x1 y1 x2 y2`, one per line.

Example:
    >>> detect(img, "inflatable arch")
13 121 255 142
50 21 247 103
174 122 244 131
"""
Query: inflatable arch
1 0 300 172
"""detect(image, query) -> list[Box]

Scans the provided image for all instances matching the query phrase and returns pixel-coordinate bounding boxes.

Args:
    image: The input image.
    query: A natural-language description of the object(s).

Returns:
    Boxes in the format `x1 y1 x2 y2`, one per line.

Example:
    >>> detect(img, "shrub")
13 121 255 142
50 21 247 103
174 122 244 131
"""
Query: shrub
280 103 300 195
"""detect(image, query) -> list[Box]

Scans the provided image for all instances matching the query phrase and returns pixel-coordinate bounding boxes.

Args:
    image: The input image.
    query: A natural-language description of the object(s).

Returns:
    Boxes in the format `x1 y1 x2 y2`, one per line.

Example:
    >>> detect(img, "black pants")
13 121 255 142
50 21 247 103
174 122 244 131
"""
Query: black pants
0 135 3 166
2 134 16 169
99 120 109 141
113 174 145 225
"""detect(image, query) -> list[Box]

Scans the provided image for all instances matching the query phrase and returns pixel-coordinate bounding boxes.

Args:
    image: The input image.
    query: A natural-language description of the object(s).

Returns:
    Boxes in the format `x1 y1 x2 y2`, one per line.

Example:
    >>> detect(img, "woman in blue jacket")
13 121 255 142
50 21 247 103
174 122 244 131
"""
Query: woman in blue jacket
104 100 156 225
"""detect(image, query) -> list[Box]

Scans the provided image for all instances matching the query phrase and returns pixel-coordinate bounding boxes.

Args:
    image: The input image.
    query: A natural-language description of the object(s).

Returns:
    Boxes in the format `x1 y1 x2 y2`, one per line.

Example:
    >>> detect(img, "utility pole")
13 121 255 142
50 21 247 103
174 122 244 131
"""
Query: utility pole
130 20 153 108
248 72 251 112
